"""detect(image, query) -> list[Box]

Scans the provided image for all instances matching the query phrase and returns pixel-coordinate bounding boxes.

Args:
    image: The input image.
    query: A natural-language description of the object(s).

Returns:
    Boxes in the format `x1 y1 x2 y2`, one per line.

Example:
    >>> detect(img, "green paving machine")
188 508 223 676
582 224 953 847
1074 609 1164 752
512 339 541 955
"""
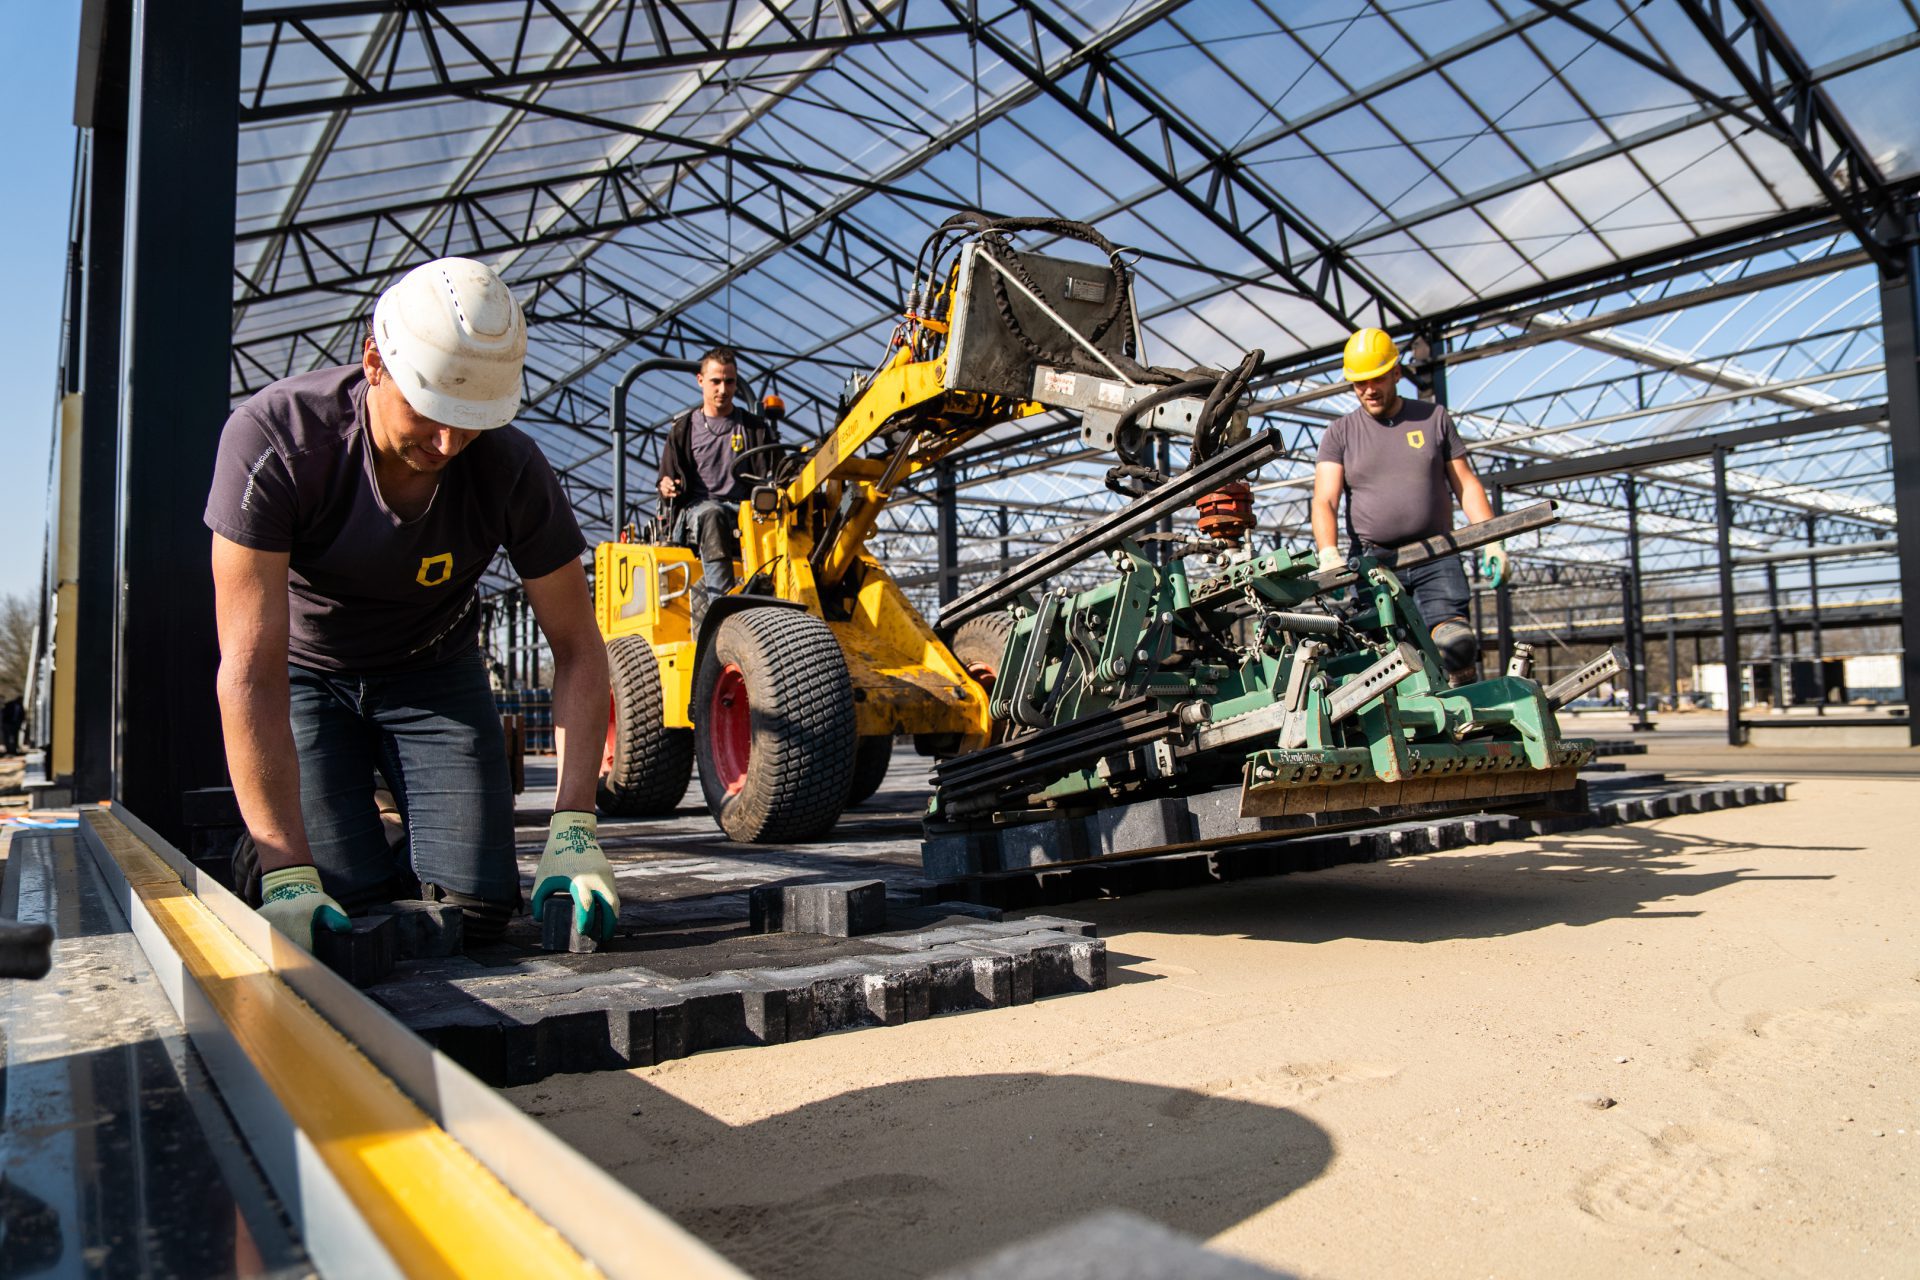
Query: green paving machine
922 438 1625 877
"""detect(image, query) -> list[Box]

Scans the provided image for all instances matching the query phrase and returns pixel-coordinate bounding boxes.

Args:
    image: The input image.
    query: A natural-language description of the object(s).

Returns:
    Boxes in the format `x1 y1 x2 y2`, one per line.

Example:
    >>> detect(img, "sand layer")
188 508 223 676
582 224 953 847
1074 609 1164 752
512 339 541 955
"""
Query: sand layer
516 757 1920 1279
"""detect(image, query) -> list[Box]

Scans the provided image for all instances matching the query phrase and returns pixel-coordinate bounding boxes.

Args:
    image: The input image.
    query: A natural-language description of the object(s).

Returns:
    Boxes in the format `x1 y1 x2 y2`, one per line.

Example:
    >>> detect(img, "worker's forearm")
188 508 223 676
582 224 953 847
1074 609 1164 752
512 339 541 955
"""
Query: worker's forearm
548 640 611 814
1310 500 1338 551
217 668 313 873
1459 477 1495 525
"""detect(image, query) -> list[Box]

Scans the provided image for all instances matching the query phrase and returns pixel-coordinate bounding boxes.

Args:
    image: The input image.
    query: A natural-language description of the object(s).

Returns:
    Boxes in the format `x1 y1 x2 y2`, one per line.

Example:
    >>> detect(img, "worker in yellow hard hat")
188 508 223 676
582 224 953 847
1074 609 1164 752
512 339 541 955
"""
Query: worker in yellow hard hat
1310 328 1504 685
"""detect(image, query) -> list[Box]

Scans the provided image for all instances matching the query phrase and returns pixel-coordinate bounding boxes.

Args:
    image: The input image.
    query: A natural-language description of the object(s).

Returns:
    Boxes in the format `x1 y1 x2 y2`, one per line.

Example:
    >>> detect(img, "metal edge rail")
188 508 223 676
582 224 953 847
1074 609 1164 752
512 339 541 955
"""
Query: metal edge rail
938 427 1287 630
77 802 743 1280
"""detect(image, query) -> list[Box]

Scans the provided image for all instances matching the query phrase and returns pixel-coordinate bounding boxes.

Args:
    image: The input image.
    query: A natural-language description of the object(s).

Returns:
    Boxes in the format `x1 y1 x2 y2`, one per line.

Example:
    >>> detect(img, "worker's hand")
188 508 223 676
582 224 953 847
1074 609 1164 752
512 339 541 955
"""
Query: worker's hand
1479 541 1509 588
258 865 351 953
1315 545 1347 573
532 811 620 943
658 475 681 498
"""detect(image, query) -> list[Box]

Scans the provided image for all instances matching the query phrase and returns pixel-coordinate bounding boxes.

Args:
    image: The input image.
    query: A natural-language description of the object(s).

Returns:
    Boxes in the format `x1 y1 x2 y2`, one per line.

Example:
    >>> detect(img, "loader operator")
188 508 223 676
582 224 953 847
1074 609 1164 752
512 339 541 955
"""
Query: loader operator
205 257 619 954
1311 327 1507 687
656 346 777 608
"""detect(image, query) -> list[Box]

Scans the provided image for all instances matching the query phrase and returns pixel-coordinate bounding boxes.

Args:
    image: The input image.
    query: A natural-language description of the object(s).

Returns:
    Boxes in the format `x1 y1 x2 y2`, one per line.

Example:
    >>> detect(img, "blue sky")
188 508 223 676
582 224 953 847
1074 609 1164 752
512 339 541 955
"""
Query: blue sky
0 1 79 602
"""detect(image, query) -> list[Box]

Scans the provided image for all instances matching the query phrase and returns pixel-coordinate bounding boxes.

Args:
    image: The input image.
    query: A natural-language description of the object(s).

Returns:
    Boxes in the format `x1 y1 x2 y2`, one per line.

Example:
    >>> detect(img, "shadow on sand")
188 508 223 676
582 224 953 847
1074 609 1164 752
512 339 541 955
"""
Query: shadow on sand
526 1070 1330 1280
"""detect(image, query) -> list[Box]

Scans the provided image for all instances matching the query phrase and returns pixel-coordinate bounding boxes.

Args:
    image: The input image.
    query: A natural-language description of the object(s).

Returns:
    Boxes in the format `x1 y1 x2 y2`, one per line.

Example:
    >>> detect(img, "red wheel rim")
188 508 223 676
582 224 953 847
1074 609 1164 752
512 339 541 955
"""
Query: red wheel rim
709 663 750 796
601 694 618 775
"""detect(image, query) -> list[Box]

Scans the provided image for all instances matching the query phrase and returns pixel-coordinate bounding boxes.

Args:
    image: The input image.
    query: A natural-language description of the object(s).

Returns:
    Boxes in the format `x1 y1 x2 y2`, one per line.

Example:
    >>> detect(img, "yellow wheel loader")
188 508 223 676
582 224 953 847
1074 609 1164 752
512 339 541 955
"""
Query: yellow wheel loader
593 213 1259 842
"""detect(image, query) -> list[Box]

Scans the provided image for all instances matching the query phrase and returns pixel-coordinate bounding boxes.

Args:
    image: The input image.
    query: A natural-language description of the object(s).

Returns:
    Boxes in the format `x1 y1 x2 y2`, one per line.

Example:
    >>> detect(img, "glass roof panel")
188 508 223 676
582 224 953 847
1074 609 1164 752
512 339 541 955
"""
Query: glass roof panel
1822 48 1920 179
1626 122 1782 226
220 0 1918 587
1766 0 1918 67
1342 230 1454 312
1283 2 1425 92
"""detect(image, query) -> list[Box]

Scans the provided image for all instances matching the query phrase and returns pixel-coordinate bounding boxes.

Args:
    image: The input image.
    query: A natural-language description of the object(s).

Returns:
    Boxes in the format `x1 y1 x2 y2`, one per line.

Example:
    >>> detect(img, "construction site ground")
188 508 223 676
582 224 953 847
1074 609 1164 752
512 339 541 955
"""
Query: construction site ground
499 712 1920 1279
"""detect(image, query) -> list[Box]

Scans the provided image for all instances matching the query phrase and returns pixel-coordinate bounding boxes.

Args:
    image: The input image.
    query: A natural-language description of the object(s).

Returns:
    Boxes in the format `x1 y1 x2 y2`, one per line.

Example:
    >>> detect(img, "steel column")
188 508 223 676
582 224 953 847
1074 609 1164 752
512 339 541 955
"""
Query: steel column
1624 476 1652 729
1806 515 1826 715
113 0 242 839
1765 563 1784 706
1880 246 1920 745
72 0 131 803
935 463 960 606
1490 487 1513 671
1713 447 1744 745
1667 624 1679 706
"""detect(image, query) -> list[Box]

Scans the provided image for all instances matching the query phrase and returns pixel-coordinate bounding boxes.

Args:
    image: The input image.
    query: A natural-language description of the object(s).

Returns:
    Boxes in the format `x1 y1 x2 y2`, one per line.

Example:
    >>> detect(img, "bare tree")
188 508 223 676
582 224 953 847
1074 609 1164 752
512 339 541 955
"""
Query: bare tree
0 594 34 700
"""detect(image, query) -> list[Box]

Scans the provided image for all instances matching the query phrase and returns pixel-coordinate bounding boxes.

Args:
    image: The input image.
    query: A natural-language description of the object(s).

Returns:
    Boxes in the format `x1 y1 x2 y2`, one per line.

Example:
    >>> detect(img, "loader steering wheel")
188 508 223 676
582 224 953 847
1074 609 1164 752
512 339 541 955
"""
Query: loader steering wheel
731 441 800 486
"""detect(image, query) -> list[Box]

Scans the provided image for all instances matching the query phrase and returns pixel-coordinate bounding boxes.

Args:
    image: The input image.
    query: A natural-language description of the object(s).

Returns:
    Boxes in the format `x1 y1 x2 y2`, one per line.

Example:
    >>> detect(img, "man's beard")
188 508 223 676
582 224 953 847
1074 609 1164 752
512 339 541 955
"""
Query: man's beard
397 442 448 473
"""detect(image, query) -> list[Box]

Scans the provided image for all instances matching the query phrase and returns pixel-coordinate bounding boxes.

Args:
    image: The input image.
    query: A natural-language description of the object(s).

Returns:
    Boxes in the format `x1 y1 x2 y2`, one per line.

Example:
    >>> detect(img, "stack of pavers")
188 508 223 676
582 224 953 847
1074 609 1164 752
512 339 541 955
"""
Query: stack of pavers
937 768 1788 910
360 880 1106 1086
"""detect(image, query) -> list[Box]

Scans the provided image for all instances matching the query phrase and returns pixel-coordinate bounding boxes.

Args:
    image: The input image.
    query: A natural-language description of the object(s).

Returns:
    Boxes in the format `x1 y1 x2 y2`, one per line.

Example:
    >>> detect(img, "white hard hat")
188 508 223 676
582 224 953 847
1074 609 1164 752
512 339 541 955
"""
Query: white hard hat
373 257 527 430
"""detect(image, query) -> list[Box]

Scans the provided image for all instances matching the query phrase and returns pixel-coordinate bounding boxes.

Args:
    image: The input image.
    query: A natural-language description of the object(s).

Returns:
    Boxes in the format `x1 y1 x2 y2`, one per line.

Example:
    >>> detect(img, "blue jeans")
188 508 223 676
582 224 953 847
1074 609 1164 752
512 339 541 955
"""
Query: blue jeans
1355 542 1472 631
287 654 518 910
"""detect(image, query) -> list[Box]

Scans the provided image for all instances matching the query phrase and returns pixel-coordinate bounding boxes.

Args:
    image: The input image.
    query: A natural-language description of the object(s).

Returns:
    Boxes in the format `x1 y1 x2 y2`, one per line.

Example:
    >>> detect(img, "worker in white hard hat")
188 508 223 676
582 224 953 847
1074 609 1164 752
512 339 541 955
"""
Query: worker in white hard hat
205 257 618 953
1311 327 1504 686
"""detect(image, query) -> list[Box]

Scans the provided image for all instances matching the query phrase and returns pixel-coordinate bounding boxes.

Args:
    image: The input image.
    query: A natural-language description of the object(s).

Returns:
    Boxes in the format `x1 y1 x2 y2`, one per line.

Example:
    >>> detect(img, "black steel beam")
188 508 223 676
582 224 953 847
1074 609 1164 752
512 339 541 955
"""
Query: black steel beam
1486 404 1888 488
115 0 241 839
239 0 969 121
1713 447 1744 745
1881 245 1920 746
1509 470 1889 541
935 463 959 606
1670 0 1904 271
965 0 1406 332
351 0 1194 413
72 0 131 803
1246 207 1874 394
1445 249 1873 367
232 120 947 307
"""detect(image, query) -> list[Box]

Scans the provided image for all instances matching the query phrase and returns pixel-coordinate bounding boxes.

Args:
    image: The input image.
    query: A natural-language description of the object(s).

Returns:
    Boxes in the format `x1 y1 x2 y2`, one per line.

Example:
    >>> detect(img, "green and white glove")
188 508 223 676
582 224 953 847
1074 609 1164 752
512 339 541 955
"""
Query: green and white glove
1479 541 1509 588
1316 545 1347 573
258 865 351 952
532 811 620 943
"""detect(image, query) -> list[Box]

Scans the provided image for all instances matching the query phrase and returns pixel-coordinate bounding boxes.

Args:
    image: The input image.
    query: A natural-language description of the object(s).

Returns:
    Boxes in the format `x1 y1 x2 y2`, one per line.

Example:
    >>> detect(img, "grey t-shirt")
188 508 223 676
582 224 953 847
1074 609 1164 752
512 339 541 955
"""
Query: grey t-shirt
687 410 742 502
204 365 586 674
1316 398 1464 548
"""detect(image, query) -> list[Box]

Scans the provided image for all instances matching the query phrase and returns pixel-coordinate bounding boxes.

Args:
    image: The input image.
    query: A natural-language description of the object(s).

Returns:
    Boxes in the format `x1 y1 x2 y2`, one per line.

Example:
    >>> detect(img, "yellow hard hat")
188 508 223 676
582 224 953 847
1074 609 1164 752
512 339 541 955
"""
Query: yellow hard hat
1342 327 1400 383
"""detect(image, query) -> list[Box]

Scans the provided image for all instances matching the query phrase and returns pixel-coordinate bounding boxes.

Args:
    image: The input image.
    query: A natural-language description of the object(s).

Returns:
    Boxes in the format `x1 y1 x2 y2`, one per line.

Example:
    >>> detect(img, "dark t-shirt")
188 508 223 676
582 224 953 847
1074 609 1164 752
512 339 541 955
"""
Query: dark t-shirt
687 410 742 502
1316 398 1464 547
204 365 586 674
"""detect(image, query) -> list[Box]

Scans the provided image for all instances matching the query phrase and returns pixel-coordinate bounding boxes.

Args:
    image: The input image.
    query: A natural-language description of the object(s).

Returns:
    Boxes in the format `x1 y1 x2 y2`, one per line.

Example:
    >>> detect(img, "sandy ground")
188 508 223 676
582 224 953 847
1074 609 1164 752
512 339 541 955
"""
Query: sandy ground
517 728 1920 1279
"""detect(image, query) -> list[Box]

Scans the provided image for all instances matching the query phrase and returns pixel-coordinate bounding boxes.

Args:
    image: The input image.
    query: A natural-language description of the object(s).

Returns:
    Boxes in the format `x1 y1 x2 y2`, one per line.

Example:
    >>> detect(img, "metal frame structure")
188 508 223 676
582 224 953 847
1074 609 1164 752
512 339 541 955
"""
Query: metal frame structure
42 0 1920 822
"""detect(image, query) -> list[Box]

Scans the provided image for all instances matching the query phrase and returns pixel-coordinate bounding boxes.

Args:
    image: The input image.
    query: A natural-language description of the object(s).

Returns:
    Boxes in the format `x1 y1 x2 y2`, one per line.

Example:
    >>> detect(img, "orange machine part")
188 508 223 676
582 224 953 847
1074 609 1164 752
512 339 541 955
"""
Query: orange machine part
1195 481 1256 545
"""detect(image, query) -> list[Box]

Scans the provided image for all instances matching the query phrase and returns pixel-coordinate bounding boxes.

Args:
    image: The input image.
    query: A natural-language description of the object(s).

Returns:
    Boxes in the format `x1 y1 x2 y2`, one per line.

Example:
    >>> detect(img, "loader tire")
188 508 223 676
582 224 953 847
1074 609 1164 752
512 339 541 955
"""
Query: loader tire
949 613 1015 690
693 608 856 842
948 612 1017 746
597 635 694 817
847 735 893 807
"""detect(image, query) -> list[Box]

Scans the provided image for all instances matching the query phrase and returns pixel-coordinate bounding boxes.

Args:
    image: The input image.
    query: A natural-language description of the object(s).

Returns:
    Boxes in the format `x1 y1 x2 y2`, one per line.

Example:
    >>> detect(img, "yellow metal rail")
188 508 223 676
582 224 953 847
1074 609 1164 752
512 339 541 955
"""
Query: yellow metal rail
82 806 745 1280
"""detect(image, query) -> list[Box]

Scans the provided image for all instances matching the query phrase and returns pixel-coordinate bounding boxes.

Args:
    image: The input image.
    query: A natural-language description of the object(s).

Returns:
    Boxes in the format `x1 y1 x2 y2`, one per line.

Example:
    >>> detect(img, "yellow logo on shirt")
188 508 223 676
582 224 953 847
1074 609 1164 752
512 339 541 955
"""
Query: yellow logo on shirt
1406 430 1426 450
416 553 453 587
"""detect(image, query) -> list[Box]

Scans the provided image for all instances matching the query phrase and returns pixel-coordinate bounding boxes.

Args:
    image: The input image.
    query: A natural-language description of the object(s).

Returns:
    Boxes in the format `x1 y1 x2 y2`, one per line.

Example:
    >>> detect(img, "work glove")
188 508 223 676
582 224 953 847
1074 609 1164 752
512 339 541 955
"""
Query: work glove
1479 541 1509 588
1316 545 1347 573
532 811 620 943
258 865 351 953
